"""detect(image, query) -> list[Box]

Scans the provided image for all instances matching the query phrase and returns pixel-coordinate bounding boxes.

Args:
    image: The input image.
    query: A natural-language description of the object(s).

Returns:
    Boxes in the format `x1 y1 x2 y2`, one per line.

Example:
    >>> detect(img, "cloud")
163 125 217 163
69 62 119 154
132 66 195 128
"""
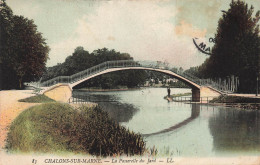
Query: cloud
107 36 116 41
175 21 207 38
175 0 222 35
48 0 207 69
7 0 42 18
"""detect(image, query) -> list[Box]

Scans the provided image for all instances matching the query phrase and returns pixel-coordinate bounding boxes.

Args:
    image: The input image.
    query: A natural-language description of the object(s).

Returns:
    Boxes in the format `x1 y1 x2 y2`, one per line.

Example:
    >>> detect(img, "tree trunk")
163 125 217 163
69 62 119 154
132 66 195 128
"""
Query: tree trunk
19 77 22 89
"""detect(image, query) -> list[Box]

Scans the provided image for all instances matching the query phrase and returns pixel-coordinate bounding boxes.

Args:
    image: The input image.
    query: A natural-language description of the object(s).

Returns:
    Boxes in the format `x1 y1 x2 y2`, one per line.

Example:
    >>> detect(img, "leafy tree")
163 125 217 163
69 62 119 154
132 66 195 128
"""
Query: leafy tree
0 0 13 63
11 16 49 88
0 1 49 89
200 0 260 93
184 66 201 78
168 80 189 88
0 1 15 89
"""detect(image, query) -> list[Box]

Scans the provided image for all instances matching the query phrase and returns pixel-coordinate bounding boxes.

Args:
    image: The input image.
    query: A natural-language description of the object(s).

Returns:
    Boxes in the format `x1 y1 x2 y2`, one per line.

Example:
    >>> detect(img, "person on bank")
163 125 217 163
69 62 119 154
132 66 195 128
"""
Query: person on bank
167 87 171 97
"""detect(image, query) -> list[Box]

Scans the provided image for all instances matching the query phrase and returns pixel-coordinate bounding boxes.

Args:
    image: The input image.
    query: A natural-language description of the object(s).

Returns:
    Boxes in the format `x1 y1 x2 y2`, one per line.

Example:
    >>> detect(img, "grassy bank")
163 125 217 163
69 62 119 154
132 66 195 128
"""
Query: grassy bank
210 95 260 103
19 94 55 103
5 103 146 156
210 95 260 110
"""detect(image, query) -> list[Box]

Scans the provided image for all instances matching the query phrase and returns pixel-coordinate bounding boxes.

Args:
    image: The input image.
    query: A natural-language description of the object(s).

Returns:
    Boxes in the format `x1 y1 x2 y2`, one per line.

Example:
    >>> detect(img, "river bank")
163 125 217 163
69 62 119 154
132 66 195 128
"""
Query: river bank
0 91 147 157
209 95 260 110
164 92 260 110
5 102 146 156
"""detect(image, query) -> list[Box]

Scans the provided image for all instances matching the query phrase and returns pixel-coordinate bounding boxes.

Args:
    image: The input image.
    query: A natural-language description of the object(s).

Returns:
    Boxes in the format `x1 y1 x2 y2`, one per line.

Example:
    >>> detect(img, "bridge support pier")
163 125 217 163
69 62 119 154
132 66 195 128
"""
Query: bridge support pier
43 84 72 102
192 88 200 102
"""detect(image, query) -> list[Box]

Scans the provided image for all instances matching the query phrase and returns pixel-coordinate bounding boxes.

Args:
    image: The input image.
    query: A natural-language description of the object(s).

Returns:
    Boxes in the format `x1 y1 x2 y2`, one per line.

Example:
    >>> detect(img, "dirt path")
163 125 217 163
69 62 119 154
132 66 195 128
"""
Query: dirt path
0 90 39 150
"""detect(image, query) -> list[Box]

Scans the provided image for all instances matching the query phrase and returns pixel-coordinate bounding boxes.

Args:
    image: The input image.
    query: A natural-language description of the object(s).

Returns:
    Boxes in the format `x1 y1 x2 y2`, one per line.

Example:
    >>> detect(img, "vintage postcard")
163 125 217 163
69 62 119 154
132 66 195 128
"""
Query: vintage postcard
0 0 260 165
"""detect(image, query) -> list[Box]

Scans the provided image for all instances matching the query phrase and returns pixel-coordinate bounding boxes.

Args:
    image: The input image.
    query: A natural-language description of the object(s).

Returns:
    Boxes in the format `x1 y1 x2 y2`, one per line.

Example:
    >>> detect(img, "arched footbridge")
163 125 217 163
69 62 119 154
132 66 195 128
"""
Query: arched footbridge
37 60 224 102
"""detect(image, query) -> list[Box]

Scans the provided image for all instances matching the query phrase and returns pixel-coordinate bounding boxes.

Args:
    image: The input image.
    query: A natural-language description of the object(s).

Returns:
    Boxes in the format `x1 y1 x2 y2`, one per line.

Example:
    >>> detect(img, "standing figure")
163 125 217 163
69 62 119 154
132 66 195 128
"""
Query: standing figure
167 87 171 97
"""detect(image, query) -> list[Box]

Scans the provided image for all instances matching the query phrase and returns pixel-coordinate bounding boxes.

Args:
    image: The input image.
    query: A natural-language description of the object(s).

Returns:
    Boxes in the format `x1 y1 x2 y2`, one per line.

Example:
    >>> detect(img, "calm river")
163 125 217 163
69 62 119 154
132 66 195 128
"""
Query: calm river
73 88 260 157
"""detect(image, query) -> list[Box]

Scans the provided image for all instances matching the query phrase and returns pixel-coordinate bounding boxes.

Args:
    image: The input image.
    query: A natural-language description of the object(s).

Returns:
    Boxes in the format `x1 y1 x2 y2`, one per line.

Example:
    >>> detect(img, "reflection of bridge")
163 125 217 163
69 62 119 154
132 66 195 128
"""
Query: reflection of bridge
39 60 222 102
143 104 200 136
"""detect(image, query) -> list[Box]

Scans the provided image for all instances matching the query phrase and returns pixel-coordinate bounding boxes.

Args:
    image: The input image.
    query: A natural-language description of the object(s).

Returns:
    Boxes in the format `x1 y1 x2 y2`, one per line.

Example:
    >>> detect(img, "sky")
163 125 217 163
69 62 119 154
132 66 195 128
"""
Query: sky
7 0 260 69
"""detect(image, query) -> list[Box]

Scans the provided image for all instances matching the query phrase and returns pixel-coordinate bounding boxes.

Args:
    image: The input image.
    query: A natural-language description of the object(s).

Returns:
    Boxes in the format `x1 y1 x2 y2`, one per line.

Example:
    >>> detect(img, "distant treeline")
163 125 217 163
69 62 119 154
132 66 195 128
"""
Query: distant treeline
42 47 147 89
145 71 190 88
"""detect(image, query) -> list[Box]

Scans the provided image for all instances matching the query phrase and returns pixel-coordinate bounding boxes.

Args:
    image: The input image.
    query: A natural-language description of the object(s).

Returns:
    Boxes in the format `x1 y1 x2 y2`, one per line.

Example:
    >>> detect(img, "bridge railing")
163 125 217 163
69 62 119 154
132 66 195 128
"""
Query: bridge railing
40 60 140 87
39 60 235 93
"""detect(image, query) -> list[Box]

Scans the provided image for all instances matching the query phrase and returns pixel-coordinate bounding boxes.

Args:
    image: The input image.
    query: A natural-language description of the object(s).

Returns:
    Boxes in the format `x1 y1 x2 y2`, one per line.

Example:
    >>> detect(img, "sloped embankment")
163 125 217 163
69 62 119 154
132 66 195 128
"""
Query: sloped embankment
5 103 146 156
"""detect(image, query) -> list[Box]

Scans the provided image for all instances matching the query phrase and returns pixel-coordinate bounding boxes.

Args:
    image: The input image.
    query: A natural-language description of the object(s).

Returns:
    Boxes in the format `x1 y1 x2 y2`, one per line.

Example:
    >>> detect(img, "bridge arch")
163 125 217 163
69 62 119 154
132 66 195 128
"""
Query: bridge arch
70 67 201 90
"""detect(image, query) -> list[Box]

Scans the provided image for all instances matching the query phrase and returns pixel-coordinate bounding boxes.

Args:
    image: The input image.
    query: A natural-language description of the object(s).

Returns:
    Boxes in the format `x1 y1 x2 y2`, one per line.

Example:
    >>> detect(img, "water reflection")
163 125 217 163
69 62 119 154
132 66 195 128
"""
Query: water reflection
209 108 260 153
143 104 200 136
98 102 139 122
73 91 139 122
73 91 117 102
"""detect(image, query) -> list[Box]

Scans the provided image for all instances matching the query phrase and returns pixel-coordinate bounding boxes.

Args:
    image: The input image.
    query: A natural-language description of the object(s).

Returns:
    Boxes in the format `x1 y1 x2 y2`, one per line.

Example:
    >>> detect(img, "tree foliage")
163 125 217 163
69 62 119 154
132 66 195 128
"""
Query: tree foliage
199 0 260 93
0 1 49 89
184 66 202 78
42 47 147 89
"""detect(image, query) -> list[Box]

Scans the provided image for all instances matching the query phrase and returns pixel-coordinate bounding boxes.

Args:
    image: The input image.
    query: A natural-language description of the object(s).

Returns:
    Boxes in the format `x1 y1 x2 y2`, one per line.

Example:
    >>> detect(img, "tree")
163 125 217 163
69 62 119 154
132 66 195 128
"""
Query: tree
0 0 13 62
0 1 14 89
11 16 49 88
184 66 202 78
0 1 49 89
200 0 260 93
